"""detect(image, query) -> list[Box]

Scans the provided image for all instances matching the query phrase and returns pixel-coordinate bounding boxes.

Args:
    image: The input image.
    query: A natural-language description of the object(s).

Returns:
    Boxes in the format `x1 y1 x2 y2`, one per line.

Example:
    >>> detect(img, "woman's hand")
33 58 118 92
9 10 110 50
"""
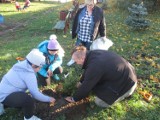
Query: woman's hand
76 82 82 88
50 97 56 104
65 96 75 103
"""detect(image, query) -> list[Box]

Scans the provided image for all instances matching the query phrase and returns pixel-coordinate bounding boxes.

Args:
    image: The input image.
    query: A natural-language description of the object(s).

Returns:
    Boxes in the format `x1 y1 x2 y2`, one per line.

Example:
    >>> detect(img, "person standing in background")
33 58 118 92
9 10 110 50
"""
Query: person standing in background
67 0 106 66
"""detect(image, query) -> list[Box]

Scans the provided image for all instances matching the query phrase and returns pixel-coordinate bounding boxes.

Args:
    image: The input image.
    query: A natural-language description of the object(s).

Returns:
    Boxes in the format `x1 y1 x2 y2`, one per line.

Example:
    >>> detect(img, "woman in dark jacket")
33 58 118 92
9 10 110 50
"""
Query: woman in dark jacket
72 2 106 45
67 0 106 66
65 46 137 107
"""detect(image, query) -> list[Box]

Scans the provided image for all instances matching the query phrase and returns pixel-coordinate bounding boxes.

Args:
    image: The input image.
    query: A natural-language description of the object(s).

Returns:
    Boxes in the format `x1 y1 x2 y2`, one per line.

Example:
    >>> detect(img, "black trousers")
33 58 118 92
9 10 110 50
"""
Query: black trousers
37 67 61 86
2 92 34 119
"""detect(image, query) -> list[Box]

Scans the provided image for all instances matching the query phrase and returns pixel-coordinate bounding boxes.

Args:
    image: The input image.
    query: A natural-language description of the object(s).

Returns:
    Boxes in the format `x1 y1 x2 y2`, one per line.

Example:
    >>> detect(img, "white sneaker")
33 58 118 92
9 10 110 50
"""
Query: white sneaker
67 59 75 66
70 29 72 34
0 103 5 115
24 115 42 120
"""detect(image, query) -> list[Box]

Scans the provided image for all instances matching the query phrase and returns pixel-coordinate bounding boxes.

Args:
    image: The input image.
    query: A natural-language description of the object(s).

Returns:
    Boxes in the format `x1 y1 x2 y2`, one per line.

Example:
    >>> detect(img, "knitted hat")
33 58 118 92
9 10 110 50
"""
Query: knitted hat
47 40 59 50
49 34 57 40
26 49 45 67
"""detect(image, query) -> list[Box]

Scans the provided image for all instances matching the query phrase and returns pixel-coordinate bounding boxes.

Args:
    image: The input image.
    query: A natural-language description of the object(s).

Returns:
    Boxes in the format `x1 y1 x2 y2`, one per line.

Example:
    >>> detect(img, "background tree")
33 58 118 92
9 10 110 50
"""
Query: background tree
125 1 150 30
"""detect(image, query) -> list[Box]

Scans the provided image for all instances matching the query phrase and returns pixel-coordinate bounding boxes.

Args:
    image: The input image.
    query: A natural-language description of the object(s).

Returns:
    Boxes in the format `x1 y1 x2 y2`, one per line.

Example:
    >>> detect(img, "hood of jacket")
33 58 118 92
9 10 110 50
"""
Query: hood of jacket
38 40 49 54
12 60 34 73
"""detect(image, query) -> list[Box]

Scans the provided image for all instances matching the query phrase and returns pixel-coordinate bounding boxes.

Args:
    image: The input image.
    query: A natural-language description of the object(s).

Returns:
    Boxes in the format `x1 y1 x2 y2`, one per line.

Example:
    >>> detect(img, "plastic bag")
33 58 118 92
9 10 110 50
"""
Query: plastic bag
90 37 113 50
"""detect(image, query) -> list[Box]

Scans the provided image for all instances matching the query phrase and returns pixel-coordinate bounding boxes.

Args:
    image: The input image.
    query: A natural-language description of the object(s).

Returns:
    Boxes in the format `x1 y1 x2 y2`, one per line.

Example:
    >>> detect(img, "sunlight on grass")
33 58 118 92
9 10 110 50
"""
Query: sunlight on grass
112 103 127 117
132 101 148 108
0 53 14 59
1 2 59 16
1 1 72 24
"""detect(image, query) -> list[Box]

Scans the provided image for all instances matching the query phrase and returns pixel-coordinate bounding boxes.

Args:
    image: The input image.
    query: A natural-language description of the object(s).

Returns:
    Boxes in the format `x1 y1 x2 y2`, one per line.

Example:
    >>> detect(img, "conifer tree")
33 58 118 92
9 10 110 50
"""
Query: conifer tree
125 1 150 30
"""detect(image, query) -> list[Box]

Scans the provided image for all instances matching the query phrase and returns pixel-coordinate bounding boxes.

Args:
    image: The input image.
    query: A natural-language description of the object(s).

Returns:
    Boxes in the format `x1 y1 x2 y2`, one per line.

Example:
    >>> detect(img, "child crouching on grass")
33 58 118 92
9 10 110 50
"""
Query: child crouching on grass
37 34 65 87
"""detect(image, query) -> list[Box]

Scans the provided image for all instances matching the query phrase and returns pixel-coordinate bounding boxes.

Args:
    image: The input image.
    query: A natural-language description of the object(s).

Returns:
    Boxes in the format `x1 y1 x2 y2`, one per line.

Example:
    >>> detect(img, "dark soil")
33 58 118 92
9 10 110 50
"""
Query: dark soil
35 89 90 120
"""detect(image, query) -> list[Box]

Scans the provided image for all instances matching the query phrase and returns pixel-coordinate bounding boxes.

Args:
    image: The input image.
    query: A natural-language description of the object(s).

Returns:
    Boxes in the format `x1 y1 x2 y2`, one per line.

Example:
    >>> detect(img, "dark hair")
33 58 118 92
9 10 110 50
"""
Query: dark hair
27 59 39 68
48 49 58 51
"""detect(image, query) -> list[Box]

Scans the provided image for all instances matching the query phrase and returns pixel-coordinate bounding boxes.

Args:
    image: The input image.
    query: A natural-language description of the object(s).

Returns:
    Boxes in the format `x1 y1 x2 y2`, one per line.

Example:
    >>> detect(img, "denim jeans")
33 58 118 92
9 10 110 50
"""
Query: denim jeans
75 38 92 50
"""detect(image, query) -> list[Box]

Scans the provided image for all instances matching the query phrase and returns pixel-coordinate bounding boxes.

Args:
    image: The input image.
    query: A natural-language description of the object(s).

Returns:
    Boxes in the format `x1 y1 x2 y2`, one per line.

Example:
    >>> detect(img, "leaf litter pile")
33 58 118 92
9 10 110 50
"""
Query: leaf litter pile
35 89 90 120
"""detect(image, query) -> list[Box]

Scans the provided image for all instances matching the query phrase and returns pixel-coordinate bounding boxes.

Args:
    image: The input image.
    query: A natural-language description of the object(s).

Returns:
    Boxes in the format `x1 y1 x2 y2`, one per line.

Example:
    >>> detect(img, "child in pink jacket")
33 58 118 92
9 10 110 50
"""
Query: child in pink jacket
23 0 31 9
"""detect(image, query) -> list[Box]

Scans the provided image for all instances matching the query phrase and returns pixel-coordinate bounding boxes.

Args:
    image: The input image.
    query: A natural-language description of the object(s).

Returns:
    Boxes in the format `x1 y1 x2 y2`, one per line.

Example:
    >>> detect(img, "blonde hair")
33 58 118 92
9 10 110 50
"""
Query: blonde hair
71 45 87 55
85 0 96 4
72 46 87 60
72 50 86 60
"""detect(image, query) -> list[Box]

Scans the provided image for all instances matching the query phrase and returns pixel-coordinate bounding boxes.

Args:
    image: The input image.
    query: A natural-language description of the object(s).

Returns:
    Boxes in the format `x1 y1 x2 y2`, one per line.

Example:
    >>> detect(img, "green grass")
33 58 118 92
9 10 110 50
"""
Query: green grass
0 1 160 120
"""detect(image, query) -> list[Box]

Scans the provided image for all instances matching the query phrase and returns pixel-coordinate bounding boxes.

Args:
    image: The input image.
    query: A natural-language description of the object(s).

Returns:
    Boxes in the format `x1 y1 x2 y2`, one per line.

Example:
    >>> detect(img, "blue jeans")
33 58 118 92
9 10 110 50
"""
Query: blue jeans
75 38 92 50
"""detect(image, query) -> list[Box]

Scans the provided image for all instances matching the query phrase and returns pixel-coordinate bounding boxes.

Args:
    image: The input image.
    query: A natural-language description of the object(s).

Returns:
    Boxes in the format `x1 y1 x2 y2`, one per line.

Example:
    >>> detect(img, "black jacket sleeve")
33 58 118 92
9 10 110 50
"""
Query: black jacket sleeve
73 61 103 101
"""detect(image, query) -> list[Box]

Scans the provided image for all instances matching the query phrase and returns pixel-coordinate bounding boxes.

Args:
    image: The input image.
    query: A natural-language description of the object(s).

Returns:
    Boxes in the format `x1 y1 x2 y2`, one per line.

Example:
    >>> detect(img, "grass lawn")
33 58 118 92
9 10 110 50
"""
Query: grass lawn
0 1 160 120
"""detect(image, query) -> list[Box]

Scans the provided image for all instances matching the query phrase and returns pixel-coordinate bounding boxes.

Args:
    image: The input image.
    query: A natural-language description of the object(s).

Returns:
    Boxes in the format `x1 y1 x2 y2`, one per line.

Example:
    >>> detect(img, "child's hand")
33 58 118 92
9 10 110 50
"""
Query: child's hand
47 69 53 77
65 96 75 103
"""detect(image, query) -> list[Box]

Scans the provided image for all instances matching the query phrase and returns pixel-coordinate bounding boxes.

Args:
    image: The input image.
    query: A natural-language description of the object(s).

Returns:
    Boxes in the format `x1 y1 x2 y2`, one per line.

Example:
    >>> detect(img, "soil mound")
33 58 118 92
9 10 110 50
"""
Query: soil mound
35 89 90 120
